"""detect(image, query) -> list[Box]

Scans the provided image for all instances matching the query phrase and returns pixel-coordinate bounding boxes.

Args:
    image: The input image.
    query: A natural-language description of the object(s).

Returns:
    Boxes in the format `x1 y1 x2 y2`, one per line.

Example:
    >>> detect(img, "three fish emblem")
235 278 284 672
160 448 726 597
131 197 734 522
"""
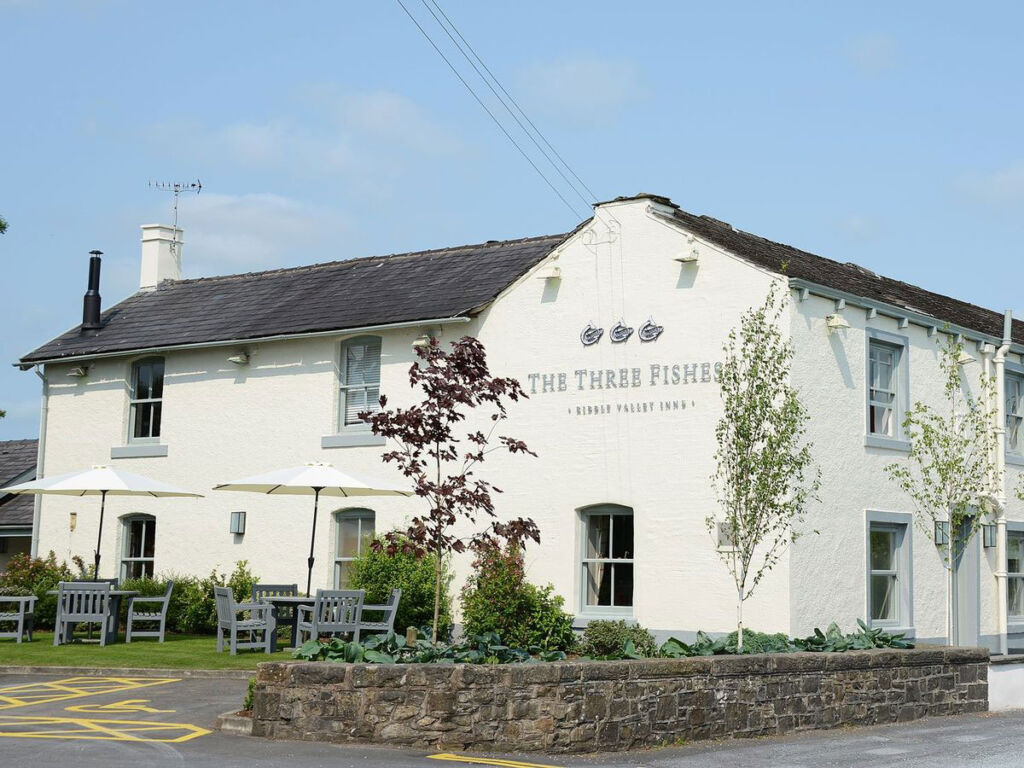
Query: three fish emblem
581 319 663 346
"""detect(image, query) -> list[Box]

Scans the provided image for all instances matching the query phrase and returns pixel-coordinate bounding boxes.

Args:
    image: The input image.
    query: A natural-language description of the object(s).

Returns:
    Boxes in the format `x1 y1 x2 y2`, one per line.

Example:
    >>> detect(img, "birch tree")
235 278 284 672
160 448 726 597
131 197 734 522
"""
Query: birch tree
707 283 820 650
885 336 997 644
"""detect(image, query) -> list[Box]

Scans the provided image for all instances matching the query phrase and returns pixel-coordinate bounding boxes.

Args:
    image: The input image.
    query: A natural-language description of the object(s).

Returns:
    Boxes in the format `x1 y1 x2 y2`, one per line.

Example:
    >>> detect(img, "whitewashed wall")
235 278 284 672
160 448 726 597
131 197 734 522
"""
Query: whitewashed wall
789 292 1024 645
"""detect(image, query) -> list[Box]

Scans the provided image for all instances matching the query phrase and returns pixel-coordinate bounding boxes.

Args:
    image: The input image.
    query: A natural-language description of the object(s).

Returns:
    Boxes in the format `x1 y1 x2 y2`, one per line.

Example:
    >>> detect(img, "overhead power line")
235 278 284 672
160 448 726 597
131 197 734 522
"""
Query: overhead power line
393 0 595 220
418 0 596 210
423 0 598 205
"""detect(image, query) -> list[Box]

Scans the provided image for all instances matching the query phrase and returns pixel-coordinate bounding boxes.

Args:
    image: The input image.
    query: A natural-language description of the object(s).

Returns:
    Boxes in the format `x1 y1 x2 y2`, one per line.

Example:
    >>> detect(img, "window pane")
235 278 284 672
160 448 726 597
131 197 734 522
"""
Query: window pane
1009 535 1024 575
1010 578 1024 617
133 403 151 439
343 389 368 426
150 402 162 438
870 529 895 571
338 517 362 559
345 340 381 386
870 574 896 621
870 405 893 436
336 561 353 589
585 562 611 606
611 515 633 559
149 360 164 399
612 563 633 606
143 519 155 558
586 515 610 559
128 520 144 558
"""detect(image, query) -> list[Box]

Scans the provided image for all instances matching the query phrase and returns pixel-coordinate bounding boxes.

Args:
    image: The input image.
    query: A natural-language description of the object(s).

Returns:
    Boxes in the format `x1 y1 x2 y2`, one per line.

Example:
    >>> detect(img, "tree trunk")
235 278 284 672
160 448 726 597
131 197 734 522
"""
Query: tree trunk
737 587 745 652
432 544 442 645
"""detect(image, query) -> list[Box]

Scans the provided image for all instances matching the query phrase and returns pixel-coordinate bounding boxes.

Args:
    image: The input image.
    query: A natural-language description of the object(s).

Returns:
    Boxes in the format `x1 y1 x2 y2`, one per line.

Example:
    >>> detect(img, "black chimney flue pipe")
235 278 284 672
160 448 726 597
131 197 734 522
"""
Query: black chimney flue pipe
81 250 103 331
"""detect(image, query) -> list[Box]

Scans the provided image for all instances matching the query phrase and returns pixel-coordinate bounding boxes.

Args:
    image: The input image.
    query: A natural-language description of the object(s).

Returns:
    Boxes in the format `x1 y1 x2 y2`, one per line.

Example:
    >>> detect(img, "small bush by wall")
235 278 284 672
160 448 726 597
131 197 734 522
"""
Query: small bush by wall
349 534 453 640
460 545 575 652
0 552 74 629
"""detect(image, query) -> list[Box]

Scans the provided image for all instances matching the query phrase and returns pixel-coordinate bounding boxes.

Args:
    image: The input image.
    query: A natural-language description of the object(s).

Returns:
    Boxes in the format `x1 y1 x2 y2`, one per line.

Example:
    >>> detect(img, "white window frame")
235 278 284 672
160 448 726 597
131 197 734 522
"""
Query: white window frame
578 504 634 616
865 510 913 634
865 329 910 450
1007 526 1024 624
1005 365 1024 459
120 514 156 581
128 357 165 444
338 336 382 432
333 508 375 588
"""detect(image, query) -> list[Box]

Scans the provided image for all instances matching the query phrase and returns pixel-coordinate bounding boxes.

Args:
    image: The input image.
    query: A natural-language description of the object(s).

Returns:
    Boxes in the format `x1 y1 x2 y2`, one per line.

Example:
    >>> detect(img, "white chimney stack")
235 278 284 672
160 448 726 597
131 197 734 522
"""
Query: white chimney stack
140 224 183 290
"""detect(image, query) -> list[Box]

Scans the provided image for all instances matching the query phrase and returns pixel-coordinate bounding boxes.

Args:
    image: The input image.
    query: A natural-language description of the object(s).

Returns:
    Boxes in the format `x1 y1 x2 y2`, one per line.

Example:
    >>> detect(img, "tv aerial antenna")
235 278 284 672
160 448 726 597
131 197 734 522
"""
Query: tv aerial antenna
148 179 202 259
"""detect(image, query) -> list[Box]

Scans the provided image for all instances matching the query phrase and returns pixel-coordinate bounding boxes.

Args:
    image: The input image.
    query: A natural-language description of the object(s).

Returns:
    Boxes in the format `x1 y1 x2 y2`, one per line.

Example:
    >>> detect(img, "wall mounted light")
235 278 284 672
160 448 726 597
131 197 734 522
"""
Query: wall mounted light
230 510 246 535
227 352 250 366
535 265 562 280
983 524 997 548
69 511 77 532
956 349 976 366
934 521 950 546
825 314 850 334
67 366 89 378
674 249 699 264
412 332 435 350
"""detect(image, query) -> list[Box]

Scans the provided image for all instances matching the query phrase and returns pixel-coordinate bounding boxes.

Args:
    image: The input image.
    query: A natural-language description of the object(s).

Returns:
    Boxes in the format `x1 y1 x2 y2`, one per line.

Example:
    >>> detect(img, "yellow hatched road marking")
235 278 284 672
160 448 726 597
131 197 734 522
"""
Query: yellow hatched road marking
0 677 179 711
427 754 565 768
66 698 175 714
0 715 210 743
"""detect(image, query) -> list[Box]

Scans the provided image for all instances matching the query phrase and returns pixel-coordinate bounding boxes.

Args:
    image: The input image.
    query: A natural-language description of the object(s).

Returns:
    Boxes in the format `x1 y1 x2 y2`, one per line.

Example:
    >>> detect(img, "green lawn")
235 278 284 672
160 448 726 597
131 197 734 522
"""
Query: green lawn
0 632 295 670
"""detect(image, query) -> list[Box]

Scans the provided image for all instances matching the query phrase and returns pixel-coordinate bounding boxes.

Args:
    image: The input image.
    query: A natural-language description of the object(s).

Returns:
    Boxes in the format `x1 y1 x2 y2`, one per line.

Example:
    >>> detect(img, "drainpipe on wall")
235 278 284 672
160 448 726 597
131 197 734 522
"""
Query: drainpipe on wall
995 311 1013 656
30 365 48 558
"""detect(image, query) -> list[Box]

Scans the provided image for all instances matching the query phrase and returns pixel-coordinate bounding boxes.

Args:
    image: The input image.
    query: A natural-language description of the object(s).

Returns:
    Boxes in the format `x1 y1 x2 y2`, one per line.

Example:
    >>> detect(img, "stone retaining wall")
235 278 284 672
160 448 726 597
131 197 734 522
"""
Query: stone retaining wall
251 647 988 753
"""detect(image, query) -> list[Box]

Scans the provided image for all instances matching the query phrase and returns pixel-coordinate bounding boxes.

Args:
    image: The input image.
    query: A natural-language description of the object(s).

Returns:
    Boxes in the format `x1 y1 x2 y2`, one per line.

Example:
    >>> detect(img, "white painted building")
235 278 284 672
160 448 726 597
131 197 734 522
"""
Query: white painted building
16 194 1024 650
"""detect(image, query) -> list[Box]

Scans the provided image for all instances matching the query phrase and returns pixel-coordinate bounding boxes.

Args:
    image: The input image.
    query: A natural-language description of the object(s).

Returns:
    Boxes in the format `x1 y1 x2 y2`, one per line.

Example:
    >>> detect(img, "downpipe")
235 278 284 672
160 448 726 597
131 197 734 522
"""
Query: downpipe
30 365 48 558
994 311 1013 656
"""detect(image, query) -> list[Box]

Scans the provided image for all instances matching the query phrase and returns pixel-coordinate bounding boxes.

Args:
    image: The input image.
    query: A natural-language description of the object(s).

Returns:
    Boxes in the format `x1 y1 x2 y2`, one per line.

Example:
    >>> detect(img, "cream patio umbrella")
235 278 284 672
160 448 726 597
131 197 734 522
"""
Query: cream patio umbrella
0 465 203 580
212 462 411 596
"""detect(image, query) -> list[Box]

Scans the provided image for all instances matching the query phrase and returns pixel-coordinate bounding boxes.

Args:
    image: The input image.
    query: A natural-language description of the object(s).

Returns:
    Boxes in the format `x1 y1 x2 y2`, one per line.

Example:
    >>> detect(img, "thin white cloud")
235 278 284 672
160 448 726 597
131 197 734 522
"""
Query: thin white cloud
149 85 462 197
843 34 898 74
960 162 1024 210
171 192 343 277
834 214 879 243
515 55 644 126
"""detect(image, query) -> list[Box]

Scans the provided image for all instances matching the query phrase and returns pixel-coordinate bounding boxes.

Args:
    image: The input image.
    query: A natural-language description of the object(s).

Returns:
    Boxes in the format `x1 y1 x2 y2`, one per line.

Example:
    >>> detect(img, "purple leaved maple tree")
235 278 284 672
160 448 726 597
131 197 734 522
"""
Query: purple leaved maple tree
360 336 539 642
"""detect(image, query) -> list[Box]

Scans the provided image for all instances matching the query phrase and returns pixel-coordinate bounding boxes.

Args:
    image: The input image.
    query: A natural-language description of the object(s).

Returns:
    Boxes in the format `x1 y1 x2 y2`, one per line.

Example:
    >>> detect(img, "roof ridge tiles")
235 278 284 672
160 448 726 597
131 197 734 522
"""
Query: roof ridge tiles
166 232 569 287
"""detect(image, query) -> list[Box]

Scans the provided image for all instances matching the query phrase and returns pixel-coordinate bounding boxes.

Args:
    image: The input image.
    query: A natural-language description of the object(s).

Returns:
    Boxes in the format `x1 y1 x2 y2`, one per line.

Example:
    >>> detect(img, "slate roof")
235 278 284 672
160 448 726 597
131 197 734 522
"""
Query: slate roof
625 195 1024 345
0 439 37 528
19 193 1024 364
20 234 568 364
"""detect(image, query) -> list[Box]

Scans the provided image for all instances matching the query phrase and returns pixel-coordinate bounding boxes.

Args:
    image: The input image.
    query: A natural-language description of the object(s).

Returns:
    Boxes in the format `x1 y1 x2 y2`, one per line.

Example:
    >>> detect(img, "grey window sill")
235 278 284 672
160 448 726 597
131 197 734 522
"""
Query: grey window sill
572 612 635 629
321 433 386 449
867 624 915 638
1008 622 1024 634
110 444 169 459
1007 453 1024 468
864 435 911 452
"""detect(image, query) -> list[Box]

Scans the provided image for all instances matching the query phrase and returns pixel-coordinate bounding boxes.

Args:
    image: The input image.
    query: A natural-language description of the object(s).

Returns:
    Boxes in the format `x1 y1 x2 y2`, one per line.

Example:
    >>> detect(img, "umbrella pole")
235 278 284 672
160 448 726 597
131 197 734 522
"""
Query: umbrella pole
306 487 323 597
94 490 107 582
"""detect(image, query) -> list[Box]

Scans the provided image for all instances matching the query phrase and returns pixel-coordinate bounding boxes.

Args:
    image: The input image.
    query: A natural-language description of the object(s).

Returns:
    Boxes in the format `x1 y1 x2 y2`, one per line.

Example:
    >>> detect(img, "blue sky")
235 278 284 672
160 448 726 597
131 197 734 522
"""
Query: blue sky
2 1 1022 440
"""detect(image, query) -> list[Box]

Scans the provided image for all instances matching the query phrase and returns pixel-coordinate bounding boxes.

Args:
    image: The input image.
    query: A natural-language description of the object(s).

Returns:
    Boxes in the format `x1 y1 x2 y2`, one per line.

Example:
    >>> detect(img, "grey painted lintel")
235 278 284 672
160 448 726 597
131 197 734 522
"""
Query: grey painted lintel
110 444 169 459
321 433 386 449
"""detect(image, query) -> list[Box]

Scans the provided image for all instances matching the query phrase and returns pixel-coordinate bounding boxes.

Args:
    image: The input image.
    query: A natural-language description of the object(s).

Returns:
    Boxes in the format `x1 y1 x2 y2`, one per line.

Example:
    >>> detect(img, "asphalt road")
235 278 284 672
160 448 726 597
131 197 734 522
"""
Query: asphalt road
0 671 1021 767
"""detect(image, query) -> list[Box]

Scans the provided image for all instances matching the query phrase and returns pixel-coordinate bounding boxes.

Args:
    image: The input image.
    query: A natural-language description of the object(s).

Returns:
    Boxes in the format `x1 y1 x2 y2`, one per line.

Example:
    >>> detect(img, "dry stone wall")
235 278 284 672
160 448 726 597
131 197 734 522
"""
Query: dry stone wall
251 647 988 753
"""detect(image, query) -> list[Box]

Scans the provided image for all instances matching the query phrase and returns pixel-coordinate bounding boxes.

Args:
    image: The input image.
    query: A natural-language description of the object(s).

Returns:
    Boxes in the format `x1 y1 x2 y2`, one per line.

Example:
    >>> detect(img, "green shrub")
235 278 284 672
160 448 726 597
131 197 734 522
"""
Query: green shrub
0 551 74 628
120 561 258 635
579 619 657 658
349 534 453 640
243 677 256 712
460 545 575 651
